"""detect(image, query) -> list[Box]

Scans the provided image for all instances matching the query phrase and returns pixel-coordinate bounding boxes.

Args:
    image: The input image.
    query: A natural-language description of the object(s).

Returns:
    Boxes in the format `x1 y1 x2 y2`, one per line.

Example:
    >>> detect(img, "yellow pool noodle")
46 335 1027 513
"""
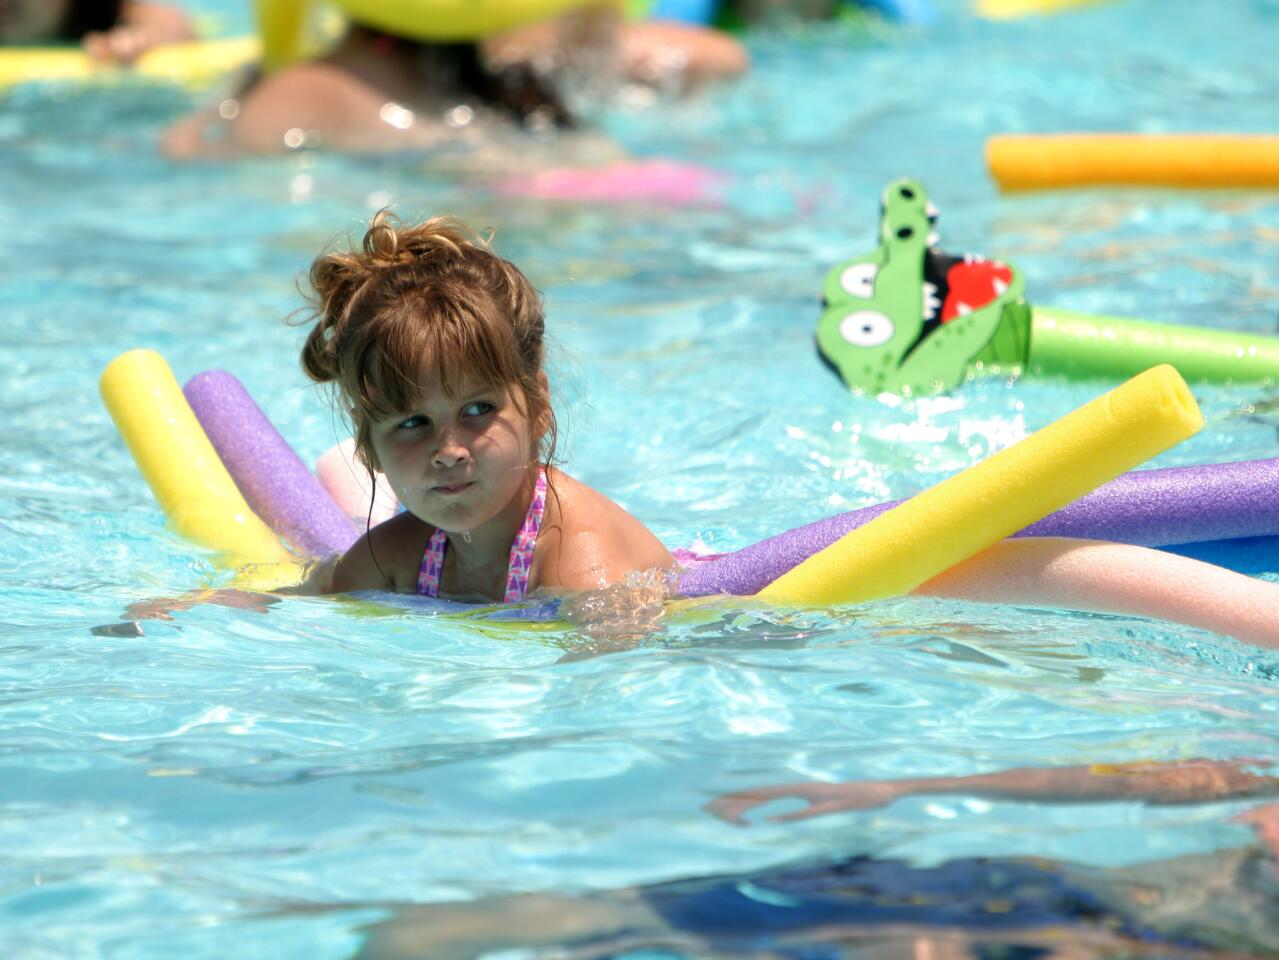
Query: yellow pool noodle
988 134 1279 191
100 350 297 580
975 0 1111 19
0 36 258 92
757 364 1202 606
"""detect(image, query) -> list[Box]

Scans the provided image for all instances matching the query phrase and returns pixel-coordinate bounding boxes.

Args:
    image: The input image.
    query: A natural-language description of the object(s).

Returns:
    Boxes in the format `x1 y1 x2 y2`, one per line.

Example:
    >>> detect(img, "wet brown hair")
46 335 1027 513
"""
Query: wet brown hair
345 27 574 130
300 212 555 475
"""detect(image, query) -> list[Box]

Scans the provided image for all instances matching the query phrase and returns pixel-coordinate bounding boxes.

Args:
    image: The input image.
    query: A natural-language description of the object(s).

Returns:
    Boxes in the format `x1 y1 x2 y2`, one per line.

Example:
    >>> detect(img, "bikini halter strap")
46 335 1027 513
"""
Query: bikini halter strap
417 467 547 602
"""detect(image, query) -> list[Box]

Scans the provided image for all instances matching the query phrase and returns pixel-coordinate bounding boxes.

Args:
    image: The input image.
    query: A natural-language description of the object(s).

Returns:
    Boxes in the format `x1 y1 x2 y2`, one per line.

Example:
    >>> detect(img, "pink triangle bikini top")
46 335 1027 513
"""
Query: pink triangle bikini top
416 467 547 603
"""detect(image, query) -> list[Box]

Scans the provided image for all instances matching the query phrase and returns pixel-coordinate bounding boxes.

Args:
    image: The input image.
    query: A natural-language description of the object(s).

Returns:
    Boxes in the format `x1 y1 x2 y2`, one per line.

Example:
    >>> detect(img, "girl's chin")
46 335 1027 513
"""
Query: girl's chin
421 504 491 533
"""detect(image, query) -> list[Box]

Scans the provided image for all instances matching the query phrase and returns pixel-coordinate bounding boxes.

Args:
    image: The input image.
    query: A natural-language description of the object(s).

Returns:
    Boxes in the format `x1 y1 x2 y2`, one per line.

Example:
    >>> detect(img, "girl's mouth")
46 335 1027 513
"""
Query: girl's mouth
433 481 474 495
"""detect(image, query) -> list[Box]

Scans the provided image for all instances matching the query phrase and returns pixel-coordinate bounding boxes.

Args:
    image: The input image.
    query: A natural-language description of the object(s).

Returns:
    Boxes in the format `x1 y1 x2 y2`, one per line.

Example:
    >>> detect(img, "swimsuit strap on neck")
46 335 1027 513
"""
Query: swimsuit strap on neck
417 527 448 598
504 467 547 603
416 467 547 601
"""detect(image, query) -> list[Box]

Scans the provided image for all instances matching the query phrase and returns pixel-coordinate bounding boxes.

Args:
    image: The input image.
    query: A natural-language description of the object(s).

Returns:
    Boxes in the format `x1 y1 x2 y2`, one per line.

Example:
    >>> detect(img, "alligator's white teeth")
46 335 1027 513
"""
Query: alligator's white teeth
993 278 1008 295
964 253 974 263
956 301 973 316
926 201 939 218
921 281 942 321
926 231 940 247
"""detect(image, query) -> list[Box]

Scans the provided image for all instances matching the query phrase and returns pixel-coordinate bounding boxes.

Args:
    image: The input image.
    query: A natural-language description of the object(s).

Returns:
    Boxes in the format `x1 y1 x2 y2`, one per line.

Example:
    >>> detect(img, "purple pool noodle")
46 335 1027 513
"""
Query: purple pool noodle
184 371 359 558
677 458 1279 597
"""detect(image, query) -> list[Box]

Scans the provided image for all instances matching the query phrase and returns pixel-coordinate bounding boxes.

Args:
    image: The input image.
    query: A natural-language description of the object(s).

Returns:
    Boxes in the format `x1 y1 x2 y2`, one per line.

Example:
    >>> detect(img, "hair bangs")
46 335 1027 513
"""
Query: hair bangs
349 285 523 421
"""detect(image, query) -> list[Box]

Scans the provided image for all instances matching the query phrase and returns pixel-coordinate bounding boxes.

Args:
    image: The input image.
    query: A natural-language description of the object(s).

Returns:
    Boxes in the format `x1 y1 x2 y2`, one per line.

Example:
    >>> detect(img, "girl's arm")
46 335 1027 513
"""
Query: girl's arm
321 512 427 594
90 518 414 633
915 537 1279 648
708 759 1279 825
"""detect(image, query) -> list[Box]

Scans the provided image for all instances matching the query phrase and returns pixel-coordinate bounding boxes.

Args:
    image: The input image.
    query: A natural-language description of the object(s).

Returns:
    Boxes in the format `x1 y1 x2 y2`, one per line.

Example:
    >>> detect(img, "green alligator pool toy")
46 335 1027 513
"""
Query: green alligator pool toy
818 178 1279 395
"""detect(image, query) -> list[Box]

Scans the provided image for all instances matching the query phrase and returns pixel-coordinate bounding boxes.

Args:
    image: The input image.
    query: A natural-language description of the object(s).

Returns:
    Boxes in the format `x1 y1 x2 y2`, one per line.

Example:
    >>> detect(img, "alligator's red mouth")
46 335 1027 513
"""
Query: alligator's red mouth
922 251 1012 324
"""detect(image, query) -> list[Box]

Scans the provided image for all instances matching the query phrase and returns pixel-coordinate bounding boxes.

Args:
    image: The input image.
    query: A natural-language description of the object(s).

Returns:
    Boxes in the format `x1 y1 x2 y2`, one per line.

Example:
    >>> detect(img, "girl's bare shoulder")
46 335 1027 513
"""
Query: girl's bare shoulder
538 468 673 589
330 511 431 594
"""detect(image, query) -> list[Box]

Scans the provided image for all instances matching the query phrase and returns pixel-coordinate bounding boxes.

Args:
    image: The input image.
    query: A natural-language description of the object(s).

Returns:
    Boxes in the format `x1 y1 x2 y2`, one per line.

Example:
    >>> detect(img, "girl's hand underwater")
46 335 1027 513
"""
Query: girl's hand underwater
558 566 671 649
92 589 278 636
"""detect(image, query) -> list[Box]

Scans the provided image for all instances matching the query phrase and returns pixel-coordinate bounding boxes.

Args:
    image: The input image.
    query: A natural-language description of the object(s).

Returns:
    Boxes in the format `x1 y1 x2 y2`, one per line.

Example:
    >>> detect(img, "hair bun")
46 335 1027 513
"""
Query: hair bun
363 211 405 264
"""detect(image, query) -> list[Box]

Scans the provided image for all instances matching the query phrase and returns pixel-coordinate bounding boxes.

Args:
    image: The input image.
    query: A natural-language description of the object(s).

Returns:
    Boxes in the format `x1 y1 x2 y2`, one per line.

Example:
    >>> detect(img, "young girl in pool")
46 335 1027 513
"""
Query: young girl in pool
288 211 1279 649
299 211 674 601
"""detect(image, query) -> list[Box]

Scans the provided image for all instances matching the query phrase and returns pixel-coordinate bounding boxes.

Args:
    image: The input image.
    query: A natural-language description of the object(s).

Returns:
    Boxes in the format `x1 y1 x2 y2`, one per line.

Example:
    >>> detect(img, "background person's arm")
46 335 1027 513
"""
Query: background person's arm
709 758 1279 824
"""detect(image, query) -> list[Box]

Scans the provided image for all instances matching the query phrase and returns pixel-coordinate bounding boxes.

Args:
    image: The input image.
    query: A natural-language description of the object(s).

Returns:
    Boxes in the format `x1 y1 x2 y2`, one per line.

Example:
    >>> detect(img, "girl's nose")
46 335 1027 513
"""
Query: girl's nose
432 432 469 468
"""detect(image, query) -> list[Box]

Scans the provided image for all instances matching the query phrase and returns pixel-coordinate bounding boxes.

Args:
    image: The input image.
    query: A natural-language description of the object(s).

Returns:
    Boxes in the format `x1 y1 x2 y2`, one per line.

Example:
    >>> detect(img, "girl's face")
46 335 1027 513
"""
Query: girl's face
0 0 69 43
368 365 542 534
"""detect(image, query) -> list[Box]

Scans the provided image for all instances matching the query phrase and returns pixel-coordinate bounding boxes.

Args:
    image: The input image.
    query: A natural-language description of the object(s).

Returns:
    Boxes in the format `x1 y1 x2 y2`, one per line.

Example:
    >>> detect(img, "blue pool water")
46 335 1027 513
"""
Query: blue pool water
3 0 1279 956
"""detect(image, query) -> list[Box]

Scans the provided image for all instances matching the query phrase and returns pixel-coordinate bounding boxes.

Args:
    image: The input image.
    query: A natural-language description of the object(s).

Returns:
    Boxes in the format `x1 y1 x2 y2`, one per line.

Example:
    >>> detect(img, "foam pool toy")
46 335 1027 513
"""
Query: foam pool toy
316 437 401 527
197 364 1274 600
257 0 596 68
99 350 298 584
975 0 1112 18
184 371 359 558
0 36 258 92
756 364 1201 605
644 0 721 23
493 159 727 206
629 0 934 24
817 178 1279 394
105 355 1279 640
678 456 1279 597
987 134 1279 191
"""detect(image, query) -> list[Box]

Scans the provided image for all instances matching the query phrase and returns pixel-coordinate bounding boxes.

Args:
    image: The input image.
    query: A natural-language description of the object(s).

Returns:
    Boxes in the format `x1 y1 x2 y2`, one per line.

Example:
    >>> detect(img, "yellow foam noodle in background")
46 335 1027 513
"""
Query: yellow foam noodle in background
757 364 1203 606
255 0 308 71
987 134 1279 191
255 0 596 68
331 0 595 41
975 0 1111 19
0 36 258 91
100 350 300 586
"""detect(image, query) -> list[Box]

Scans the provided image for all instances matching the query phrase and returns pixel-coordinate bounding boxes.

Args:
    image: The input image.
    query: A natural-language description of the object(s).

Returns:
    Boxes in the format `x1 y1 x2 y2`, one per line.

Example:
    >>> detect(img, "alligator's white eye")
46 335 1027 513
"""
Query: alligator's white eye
838 311 894 348
839 262 879 299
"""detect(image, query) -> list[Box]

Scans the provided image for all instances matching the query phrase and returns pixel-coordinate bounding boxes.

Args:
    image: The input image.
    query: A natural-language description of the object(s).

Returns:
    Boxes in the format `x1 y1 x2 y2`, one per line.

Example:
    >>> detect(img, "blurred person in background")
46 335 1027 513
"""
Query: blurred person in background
162 2 747 160
0 0 193 61
355 761 1279 959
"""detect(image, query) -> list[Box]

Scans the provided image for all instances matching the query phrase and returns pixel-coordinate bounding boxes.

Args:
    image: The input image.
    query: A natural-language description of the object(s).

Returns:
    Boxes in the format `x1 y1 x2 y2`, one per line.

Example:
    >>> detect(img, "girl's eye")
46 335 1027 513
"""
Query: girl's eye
395 415 429 431
463 401 495 418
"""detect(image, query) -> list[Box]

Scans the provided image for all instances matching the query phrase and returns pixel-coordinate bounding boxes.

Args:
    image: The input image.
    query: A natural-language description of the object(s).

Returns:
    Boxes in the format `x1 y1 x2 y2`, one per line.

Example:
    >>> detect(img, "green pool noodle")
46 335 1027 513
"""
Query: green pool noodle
1025 306 1279 383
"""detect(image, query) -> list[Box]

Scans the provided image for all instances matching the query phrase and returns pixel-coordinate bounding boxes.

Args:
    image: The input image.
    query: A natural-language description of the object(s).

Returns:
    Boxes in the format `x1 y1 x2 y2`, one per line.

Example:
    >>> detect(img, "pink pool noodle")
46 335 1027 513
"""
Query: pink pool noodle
676 458 1279 597
183 371 359 558
315 438 400 527
493 159 727 206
